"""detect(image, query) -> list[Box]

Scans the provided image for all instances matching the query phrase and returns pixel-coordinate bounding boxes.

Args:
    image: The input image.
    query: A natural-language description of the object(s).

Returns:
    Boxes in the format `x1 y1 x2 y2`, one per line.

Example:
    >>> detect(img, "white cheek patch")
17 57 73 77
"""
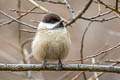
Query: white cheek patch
38 22 59 30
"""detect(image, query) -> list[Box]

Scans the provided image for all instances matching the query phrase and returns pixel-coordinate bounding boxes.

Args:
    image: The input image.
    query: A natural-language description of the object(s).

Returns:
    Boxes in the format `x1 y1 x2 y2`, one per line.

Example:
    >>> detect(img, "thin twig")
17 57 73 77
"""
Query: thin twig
21 38 33 49
0 9 37 29
28 0 49 13
89 10 113 19
64 0 75 18
71 71 84 80
57 71 73 80
88 58 120 79
11 9 46 14
21 38 33 61
80 22 92 80
97 60 120 77
80 22 92 63
98 0 120 14
97 44 109 61
0 7 37 26
116 0 119 11
36 0 65 5
91 58 99 80
66 0 93 27
71 43 120 62
80 9 118 22
81 16 118 22
17 0 22 44
17 0 32 79
105 60 120 63
97 1 101 14
23 48 32 79
27 0 68 24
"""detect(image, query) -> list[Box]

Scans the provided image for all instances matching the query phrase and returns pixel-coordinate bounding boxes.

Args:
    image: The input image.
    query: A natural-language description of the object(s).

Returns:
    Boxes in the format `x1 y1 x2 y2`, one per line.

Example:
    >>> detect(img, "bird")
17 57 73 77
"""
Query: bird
31 13 71 68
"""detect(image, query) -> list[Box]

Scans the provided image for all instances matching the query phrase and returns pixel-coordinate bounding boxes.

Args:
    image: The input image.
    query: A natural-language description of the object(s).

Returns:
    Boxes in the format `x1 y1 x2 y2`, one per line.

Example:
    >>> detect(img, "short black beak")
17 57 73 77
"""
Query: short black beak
52 19 64 29
60 19 64 23
57 19 64 26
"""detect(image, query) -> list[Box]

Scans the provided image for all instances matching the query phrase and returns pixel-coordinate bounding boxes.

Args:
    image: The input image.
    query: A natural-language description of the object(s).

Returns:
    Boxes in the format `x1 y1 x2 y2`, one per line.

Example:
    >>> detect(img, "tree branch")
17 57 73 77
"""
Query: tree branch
80 22 92 80
0 9 37 29
0 64 120 73
27 0 68 23
81 16 118 22
68 43 120 62
64 0 75 18
36 0 65 5
28 0 49 13
98 0 120 14
116 0 119 11
66 0 93 27
11 9 46 14
0 7 37 26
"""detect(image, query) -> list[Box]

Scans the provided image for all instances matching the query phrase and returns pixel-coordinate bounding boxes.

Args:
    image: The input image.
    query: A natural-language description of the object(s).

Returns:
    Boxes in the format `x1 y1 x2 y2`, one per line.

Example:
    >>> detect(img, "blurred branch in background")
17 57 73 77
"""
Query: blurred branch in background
27 0 68 23
80 22 92 80
88 57 120 80
0 7 37 26
17 0 32 79
81 16 118 22
11 9 46 14
91 58 99 80
98 0 120 14
28 0 49 13
66 0 93 26
64 0 75 18
115 0 119 11
36 0 65 5
71 71 84 80
0 9 37 29
57 71 73 80
68 43 120 62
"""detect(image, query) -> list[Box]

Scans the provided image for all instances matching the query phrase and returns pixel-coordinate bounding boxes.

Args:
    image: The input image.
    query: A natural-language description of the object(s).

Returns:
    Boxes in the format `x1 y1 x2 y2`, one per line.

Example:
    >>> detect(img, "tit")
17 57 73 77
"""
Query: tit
31 13 71 68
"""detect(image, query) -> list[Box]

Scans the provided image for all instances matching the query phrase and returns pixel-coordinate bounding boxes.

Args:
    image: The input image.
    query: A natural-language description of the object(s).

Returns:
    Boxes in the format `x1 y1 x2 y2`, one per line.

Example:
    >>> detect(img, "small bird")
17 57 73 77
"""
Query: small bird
31 13 71 68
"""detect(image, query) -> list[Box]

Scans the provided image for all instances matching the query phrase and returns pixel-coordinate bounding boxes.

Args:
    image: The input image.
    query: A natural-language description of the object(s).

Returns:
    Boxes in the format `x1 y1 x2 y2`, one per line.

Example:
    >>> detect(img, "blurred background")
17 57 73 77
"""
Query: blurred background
0 0 120 80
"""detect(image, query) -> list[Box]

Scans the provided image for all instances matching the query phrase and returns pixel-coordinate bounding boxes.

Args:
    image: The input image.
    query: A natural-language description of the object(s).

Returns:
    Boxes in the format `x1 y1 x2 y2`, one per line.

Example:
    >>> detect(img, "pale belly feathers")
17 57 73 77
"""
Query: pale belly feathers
31 28 71 61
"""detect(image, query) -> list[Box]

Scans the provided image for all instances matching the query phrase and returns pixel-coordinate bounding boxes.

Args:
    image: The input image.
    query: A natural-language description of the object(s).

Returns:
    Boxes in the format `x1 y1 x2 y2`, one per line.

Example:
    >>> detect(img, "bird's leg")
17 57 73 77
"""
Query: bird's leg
42 59 47 69
58 58 63 68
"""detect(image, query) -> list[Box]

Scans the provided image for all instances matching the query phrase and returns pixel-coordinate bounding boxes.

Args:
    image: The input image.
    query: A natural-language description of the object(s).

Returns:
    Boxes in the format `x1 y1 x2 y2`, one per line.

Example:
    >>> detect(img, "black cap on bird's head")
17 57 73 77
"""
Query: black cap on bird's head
42 13 61 23
42 13 64 29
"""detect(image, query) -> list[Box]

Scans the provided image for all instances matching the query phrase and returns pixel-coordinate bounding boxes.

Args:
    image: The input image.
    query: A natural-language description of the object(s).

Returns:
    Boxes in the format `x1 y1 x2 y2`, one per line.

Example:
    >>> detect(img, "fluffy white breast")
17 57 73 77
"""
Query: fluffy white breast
32 25 71 61
37 22 60 30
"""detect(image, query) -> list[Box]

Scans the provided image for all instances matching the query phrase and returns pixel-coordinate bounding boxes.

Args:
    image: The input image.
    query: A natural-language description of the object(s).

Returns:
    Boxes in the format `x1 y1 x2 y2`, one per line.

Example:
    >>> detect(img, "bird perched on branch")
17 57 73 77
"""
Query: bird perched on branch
31 13 71 68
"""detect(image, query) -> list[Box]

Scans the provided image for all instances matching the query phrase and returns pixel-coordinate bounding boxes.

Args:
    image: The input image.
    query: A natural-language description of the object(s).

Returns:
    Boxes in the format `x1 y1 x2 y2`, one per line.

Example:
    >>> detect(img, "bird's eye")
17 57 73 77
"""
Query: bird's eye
50 20 56 23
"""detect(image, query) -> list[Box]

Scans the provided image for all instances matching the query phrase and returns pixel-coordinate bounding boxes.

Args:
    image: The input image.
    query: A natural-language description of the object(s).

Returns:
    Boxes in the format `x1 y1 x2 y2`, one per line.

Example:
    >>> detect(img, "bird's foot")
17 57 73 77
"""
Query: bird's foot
57 59 63 70
42 60 47 69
